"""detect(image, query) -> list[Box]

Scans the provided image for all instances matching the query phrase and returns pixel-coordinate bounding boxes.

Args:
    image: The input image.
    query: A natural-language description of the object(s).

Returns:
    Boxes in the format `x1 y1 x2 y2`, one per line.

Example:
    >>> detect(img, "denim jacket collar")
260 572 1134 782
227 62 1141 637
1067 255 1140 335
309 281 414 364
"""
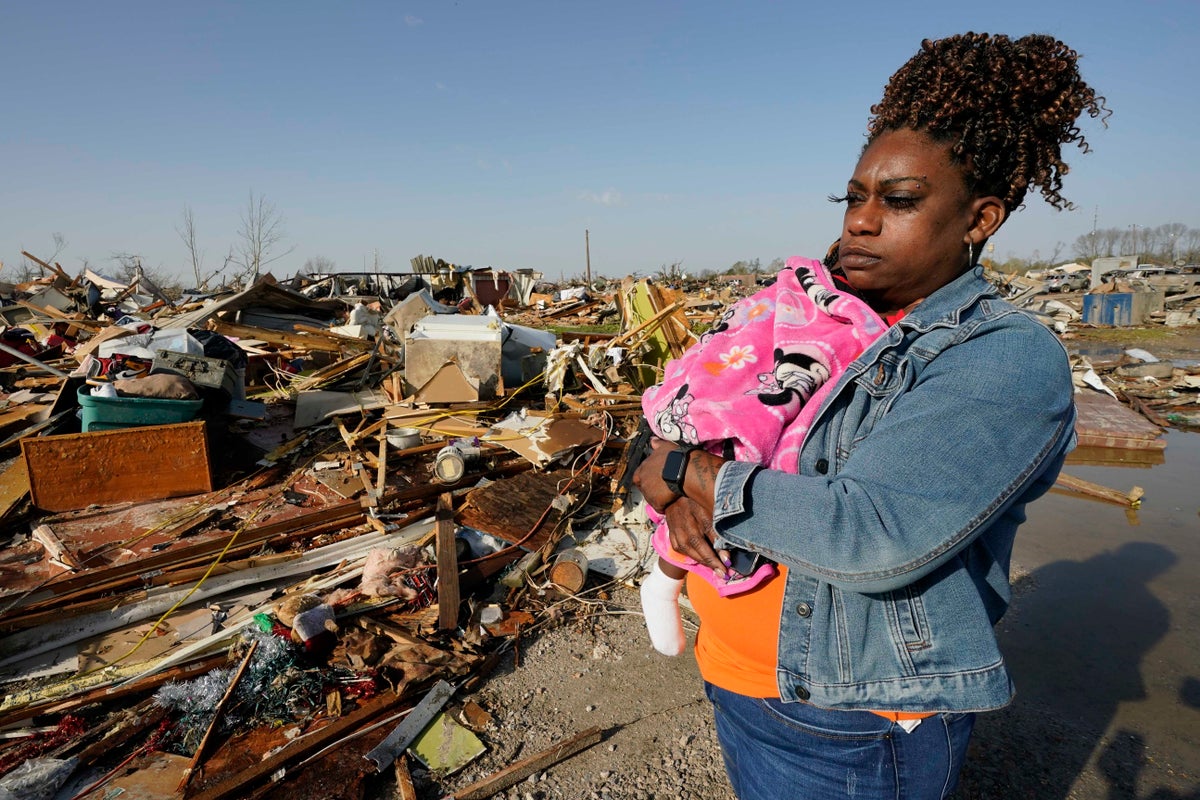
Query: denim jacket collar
892 267 997 334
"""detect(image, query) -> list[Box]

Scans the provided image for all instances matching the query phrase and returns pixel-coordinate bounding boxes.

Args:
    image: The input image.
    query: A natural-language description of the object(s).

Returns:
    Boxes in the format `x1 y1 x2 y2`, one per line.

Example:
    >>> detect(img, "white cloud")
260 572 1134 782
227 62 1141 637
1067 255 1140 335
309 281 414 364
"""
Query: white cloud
404 15 423 26
578 189 624 207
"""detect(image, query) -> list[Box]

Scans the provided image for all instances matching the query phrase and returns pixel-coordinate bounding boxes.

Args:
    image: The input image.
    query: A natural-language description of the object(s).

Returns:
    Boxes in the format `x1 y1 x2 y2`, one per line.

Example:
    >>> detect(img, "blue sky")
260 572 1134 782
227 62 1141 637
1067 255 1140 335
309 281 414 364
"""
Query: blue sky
2 1 1196 283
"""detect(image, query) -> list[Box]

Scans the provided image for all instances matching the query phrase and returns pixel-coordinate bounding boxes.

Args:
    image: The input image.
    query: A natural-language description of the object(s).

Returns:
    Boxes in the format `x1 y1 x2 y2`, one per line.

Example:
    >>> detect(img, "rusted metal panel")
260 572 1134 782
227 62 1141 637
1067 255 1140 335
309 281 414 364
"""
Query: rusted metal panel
21 421 212 512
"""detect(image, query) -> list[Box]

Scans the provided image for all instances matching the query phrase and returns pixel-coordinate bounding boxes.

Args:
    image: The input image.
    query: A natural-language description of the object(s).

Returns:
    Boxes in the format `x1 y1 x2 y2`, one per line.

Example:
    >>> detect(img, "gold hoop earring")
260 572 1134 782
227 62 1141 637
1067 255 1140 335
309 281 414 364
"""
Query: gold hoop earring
968 241 974 267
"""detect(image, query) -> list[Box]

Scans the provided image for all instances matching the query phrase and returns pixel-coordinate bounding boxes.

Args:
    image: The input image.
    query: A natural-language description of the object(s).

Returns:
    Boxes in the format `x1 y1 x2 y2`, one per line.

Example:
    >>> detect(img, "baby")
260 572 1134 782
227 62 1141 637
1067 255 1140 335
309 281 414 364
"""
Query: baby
639 257 886 655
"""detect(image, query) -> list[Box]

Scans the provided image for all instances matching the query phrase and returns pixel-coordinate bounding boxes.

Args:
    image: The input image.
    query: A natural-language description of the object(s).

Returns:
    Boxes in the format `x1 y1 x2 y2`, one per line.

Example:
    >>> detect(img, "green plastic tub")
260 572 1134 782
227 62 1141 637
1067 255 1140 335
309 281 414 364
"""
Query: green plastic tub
77 386 203 432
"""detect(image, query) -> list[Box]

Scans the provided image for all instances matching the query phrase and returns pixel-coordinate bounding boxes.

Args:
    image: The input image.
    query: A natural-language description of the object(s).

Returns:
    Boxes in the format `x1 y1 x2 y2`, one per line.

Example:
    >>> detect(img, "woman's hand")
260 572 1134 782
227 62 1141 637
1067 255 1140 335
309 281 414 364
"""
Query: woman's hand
632 437 682 514
663 497 726 577
633 436 727 574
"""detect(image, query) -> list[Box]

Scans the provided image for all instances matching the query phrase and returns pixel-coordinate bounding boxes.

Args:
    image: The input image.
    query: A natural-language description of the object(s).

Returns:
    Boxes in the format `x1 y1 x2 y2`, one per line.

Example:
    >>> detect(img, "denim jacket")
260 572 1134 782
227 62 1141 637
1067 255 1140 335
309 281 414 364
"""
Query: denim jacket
711 267 1076 713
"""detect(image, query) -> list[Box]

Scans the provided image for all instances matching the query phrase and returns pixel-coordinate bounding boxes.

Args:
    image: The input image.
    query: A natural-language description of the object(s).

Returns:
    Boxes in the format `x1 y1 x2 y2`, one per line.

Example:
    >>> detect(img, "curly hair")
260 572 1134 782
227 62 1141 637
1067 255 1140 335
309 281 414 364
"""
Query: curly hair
867 32 1109 212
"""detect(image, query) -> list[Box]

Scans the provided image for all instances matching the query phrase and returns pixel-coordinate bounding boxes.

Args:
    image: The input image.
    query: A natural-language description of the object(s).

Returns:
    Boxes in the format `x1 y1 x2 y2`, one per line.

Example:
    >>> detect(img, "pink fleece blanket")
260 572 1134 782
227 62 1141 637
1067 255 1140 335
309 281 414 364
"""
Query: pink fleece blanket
641 257 887 591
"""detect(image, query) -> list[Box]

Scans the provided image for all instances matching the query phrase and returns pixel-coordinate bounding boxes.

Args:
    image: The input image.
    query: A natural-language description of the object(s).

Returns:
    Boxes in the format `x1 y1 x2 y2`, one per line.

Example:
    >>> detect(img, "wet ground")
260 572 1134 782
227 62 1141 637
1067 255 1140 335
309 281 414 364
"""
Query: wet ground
956 429 1200 799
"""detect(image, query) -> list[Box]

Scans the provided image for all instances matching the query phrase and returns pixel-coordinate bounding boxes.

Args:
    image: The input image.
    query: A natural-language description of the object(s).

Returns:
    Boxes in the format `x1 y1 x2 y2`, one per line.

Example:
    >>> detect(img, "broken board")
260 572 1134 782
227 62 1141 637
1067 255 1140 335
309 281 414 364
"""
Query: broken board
22 420 212 512
1074 391 1166 451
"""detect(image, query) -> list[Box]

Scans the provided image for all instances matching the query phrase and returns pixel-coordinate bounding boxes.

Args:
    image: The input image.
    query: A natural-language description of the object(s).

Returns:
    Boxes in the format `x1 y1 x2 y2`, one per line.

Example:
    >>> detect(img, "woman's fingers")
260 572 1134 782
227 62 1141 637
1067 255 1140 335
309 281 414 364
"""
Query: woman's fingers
665 498 727 577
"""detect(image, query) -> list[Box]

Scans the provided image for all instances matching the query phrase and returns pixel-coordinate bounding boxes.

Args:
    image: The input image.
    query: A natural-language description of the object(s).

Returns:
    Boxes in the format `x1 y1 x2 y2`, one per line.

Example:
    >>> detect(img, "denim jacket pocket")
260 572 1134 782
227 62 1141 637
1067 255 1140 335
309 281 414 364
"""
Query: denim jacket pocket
846 354 911 452
888 585 932 665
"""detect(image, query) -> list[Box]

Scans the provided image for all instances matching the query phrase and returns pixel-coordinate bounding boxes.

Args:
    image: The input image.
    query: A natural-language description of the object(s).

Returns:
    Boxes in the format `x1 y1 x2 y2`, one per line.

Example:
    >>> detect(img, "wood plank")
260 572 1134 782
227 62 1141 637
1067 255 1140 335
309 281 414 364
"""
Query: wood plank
446 726 603 800
21 421 212 512
436 493 460 631
1073 391 1166 451
0 457 29 520
189 689 409 800
207 318 353 352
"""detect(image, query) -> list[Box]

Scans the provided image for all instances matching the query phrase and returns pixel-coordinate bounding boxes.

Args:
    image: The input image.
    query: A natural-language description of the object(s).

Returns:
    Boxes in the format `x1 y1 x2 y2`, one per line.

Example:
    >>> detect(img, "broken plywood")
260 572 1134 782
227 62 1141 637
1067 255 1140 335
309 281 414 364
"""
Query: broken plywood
1074 390 1166 451
22 421 212 512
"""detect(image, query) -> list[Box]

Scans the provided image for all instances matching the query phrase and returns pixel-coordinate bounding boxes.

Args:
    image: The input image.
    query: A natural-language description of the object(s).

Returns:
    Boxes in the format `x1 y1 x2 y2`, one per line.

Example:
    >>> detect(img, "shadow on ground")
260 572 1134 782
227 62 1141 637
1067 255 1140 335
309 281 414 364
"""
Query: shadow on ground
953 541 1199 799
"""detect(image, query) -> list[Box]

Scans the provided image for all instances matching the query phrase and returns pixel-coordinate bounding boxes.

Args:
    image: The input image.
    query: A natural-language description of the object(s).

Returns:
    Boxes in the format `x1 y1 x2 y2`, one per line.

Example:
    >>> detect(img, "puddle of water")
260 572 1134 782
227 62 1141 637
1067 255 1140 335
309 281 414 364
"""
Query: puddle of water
999 429 1200 789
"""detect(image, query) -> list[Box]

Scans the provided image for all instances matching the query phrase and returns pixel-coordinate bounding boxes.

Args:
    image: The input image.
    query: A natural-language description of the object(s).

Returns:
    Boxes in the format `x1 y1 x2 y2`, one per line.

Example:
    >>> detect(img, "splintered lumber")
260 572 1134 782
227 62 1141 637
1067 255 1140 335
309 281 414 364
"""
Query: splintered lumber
436 493 460 631
0 457 29 521
0 653 226 729
455 468 573 550
1055 472 1144 507
395 757 419 800
190 688 414 800
293 322 378 350
1129 395 1171 428
291 352 373 392
207 318 358 353
19 249 72 282
608 298 685 350
30 524 82 570
444 726 604 800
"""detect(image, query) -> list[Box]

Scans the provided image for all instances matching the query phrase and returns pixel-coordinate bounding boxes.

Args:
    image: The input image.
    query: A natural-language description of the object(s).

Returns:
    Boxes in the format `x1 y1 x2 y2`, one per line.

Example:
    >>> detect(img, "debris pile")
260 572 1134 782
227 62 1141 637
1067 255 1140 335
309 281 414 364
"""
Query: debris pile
0 251 708 799
0 252 1192 798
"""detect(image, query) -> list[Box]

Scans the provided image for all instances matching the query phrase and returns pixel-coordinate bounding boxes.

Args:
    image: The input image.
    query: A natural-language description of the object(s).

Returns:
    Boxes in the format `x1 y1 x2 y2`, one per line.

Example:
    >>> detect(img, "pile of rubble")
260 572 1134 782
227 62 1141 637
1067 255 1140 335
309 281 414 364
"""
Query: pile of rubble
0 251 1194 799
0 253 707 799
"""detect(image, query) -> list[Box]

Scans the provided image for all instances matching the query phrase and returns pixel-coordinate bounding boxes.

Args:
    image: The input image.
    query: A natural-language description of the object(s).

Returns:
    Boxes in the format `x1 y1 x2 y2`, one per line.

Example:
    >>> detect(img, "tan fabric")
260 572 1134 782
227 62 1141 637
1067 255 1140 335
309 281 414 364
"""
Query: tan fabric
113 373 200 400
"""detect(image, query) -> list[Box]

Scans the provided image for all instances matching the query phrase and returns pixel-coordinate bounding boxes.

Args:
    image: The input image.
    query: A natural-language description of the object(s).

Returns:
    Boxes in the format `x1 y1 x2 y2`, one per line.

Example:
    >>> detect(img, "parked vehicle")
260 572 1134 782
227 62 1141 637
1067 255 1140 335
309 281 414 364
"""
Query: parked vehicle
1044 271 1089 292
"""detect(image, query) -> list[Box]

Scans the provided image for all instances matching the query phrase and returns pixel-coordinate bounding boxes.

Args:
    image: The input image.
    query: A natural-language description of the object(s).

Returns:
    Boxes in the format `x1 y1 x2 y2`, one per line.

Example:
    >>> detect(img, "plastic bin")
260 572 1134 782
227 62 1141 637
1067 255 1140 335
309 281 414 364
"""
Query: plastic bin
77 386 203 432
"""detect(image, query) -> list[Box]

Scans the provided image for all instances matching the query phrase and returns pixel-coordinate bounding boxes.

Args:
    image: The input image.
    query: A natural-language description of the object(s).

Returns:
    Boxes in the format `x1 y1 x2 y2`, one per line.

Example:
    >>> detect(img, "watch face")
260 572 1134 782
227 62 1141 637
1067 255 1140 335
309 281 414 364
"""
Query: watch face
662 448 689 495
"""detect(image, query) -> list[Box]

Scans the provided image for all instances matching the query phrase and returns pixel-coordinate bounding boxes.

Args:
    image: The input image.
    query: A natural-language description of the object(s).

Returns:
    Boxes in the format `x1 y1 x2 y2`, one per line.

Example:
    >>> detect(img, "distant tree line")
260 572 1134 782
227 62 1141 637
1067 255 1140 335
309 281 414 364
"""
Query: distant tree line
1071 222 1198 265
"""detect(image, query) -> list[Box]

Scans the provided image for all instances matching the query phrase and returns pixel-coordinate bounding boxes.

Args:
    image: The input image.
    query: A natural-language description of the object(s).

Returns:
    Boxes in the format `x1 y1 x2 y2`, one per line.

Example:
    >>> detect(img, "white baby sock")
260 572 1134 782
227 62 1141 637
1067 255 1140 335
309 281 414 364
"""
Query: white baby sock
640 561 686 656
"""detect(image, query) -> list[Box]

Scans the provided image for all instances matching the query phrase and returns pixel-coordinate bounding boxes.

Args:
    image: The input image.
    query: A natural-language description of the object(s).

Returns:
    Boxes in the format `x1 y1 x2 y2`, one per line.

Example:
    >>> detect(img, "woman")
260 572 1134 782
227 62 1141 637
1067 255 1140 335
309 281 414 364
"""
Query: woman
633 32 1107 799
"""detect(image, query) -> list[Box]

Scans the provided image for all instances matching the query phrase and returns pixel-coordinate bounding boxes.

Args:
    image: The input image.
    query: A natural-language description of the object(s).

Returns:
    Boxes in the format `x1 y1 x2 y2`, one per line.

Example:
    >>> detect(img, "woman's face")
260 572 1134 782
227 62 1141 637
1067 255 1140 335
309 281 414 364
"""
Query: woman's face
836 128 1002 312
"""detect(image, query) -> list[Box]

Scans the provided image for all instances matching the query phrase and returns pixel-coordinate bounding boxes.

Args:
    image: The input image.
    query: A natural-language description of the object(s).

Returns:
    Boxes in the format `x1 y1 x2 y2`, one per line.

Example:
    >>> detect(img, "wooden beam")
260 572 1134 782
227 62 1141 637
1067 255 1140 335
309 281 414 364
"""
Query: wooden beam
206 318 354 353
188 689 410 800
436 492 460 631
446 727 604 800
179 640 259 792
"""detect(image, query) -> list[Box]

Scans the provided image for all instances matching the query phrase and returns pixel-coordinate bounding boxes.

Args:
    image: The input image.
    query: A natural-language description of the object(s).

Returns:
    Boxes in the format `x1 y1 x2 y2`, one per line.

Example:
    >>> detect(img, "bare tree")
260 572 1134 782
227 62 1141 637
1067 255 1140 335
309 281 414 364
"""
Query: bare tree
1046 241 1064 266
1098 227 1121 258
656 261 685 283
1156 222 1188 263
233 191 294 284
14 233 69 281
48 232 67 264
1180 228 1200 263
1072 231 1101 262
176 205 214 290
302 255 337 276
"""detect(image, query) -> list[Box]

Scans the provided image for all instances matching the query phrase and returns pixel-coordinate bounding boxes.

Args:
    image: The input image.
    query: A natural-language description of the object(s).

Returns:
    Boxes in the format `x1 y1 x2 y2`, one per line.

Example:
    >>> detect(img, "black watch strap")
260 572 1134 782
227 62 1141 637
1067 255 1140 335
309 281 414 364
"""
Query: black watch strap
661 445 699 499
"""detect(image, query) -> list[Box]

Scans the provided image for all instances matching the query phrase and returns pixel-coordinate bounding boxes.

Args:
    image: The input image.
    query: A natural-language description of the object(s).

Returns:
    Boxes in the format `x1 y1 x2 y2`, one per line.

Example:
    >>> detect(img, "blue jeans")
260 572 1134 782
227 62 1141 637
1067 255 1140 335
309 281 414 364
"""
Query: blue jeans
705 683 975 799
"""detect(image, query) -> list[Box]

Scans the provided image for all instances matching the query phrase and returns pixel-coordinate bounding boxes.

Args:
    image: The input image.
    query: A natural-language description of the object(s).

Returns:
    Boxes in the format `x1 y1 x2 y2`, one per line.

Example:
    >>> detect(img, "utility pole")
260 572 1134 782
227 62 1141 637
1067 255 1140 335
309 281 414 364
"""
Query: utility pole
584 229 591 286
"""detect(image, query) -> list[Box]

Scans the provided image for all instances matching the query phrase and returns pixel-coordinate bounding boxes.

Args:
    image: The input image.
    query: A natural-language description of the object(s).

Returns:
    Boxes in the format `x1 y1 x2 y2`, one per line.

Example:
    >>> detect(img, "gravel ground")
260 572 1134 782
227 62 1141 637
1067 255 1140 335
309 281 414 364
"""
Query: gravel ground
359 579 1195 800
402 595 734 800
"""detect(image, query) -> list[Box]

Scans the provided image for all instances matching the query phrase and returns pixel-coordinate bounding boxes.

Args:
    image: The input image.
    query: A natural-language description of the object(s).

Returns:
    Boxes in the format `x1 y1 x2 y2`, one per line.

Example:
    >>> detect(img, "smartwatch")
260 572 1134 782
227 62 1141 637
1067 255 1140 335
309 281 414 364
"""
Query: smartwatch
661 446 698 500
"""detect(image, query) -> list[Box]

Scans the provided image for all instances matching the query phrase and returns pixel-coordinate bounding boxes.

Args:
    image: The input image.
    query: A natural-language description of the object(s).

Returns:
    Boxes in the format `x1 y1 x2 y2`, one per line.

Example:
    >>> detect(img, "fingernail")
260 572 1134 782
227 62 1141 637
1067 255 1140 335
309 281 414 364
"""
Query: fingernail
721 556 732 568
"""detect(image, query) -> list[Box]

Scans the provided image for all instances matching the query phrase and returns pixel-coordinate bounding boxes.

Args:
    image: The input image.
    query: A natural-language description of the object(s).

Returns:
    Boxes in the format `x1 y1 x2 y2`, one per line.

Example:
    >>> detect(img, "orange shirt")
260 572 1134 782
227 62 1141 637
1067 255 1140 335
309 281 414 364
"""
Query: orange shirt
686 564 931 722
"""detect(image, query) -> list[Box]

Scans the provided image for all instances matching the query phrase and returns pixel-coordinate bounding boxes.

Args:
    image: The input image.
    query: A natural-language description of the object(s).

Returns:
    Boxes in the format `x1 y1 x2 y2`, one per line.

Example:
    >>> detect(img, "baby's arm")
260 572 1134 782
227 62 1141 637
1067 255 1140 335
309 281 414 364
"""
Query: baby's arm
640 556 686 656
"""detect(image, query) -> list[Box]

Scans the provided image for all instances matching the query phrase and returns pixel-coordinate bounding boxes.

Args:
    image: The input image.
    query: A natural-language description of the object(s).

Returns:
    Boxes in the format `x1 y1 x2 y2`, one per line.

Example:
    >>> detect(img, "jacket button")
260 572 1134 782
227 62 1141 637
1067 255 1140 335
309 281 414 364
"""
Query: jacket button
795 602 812 617
814 459 829 474
796 686 811 701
